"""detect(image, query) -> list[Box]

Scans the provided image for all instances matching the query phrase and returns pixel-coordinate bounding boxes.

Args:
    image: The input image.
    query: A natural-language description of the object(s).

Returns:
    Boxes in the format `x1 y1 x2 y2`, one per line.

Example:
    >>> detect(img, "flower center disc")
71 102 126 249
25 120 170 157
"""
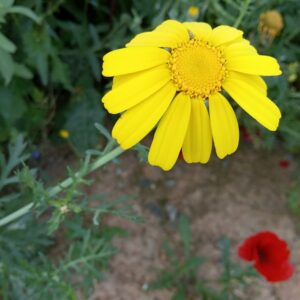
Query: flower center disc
168 39 227 99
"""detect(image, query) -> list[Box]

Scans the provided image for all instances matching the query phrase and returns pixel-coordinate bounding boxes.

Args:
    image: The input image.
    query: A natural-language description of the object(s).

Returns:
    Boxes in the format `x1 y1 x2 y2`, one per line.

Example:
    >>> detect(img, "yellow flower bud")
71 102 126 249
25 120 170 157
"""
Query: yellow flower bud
258 10 283 42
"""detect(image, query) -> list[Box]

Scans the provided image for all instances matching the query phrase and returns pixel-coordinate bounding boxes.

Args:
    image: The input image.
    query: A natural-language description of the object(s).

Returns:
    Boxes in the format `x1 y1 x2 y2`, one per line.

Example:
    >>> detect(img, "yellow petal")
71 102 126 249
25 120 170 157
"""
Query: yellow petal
149 93 191 171
102 47 169 76
224 40 257 58
184 22 212 40
223 72 281 131
112 70 147 89
225 71 267 96
127 20 189 48
112 73 134 89
126 32 181 48
112 82 176 149
102 65 170 114
249 76 267 94
154 19 190 41
209 93 239 159
211 25 243 46
226 55 282 75
182 99 212 163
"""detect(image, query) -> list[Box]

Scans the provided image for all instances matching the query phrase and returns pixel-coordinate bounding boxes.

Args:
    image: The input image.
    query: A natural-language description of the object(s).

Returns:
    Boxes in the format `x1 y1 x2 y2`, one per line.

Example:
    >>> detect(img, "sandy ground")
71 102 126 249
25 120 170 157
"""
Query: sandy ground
70 144 300 300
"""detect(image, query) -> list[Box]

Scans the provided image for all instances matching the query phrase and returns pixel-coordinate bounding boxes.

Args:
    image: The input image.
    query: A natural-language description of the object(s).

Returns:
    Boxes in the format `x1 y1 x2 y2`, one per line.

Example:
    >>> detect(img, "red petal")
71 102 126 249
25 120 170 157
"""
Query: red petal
255 260 294 283
256 232 290 264
238 234 260 261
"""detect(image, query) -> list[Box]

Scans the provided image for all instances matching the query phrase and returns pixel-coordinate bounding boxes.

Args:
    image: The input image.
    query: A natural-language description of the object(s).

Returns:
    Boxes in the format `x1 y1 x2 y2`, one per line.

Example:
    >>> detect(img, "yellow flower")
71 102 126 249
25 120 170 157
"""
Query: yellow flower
188 6 199 17
258 10 283 41
102 20 282 171
59 129 70 139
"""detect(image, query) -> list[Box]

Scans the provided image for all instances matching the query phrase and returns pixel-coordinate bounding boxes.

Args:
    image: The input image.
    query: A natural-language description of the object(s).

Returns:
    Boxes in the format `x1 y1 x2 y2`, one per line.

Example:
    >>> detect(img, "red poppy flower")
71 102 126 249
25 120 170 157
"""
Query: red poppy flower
238 231 294 282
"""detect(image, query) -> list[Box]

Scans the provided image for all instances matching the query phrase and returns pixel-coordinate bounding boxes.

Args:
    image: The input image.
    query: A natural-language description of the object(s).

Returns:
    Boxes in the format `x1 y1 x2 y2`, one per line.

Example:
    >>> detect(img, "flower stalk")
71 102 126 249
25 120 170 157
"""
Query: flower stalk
0 146 124 227
234 0 252 28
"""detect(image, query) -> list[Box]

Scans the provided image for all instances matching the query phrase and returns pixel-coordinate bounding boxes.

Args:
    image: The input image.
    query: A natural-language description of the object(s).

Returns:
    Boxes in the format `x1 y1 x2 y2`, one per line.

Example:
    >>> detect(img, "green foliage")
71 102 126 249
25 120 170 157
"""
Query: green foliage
0 135 141 299
149 216 257 300
62 89 105 154
0 135 29 192
0 222 116 300
288 187 300 215
0 0 108 151
0 0 40 85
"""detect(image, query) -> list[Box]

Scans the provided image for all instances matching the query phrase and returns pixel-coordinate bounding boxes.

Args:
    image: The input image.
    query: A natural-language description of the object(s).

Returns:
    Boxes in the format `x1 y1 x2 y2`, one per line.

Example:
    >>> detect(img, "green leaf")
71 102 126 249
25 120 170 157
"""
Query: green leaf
51 55 71 90
23 26 51 85
172 286 186 300
0 32 16 53
0 0 14 7
288 189 300 214
36 52 48 85
0 48 14 84
64 89 105 154
7 6 41 23
179 214 191 258
14 63 33 79
0 86 26 125
87 51 100 81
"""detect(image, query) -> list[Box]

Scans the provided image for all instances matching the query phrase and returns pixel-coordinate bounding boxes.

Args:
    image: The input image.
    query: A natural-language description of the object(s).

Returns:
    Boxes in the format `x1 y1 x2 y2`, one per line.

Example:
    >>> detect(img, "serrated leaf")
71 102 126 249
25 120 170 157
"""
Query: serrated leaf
0 32 16 53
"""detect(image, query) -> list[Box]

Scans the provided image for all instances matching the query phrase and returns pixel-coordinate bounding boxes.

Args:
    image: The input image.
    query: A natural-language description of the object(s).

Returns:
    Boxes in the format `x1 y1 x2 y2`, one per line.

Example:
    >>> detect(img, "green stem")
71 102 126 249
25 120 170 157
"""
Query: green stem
233 0 251 28
0 146 124 227
61 251 116 272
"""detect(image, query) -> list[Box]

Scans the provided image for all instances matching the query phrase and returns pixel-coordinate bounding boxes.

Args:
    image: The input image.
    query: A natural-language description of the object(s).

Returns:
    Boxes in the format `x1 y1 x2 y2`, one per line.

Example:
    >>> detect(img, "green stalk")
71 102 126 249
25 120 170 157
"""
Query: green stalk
233 0 251 28
0 146 124 227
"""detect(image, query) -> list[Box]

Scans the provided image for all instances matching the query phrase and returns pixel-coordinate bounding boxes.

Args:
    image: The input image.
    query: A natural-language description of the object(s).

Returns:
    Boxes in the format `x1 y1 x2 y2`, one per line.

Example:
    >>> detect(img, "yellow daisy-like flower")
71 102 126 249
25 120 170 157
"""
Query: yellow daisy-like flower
102 20 282 171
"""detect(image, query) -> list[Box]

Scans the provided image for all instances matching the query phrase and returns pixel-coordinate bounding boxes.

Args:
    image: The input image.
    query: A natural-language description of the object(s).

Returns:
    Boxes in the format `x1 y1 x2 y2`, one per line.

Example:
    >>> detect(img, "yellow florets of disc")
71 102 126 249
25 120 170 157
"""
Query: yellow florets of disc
168 39 227 99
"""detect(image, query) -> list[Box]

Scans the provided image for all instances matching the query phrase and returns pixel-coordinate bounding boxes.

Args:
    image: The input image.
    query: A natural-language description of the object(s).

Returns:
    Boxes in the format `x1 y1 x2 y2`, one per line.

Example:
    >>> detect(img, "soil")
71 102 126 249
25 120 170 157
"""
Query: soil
42 142 300 300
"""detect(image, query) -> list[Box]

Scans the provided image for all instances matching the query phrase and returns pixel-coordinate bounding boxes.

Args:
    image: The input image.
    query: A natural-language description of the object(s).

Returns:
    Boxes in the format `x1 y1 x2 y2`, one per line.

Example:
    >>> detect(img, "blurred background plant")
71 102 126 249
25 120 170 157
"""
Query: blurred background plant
0 134 143 299
147 215 257 300
1 0 300 152
0 0 300 299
